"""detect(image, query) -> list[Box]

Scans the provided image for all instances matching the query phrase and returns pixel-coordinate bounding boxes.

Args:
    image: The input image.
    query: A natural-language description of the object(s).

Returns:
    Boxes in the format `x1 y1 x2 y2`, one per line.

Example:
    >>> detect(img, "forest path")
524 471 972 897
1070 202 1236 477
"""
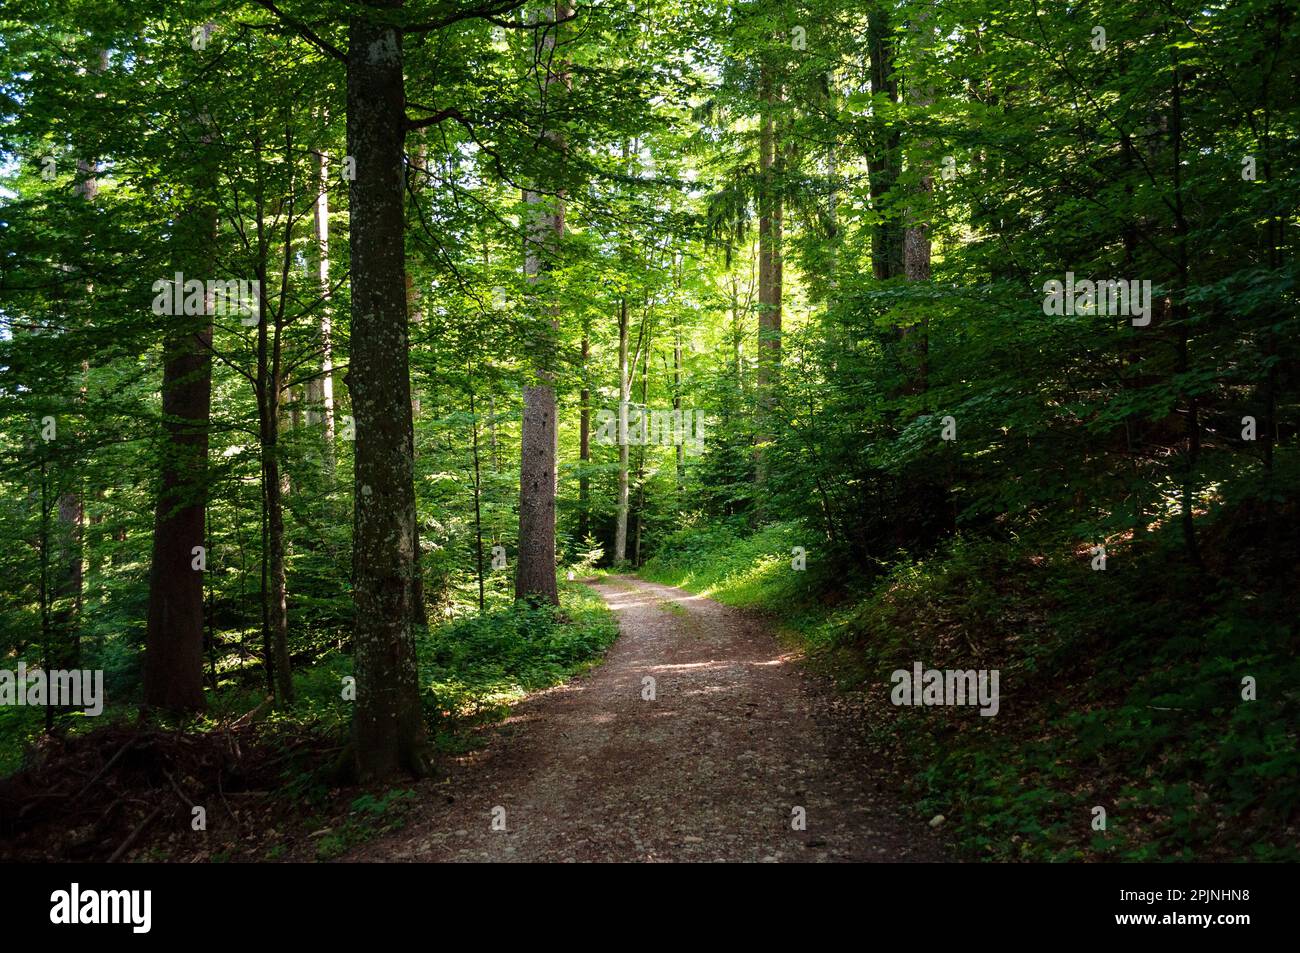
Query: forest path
352 575 947 862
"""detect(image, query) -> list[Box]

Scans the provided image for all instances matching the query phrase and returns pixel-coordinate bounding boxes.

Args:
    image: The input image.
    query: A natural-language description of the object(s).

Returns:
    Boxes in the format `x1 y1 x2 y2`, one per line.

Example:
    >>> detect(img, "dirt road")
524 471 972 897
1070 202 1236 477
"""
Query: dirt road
353 576 947 862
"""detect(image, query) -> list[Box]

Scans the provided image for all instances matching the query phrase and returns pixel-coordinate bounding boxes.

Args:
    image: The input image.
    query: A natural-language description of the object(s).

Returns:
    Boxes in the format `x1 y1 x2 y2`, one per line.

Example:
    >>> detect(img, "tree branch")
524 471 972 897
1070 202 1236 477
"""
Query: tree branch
252 0 347 62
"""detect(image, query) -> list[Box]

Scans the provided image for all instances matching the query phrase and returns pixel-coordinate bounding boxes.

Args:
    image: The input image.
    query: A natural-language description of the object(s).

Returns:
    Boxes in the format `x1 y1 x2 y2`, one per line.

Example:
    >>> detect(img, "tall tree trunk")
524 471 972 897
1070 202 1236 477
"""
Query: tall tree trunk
143 203 217 713
868 3 903 281
673 318 684 490
614 297 630 564
1169 48 1203 570
405 144 429 627
900 9 933 394
53 53 105 671
248 125 296 707
261 404 294 703
346 0 426 778
515 2 569 605
469 375 486 613
403 272 429 627
578 334 590 540
39 460 53 731
633 322 650 565
755 59 782 488
307 141 336 474
671 253 685 489
257 261 295 705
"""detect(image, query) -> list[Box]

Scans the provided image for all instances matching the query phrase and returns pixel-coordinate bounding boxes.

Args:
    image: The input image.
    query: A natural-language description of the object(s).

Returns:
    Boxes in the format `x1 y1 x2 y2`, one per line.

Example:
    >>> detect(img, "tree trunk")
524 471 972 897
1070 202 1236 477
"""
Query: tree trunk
53 56 105 671
633 322 649 565
755 59 782 488
469 376 486 613
900 9 933 394
578 334 590 540
143 205 217 713
1169 48 1203 570
307 141 336 475
514 2 569 606
672 259 685 490
868 3 903 281
614 297 630 564
261 406 294 704
257 278 295 704
346 1 426 778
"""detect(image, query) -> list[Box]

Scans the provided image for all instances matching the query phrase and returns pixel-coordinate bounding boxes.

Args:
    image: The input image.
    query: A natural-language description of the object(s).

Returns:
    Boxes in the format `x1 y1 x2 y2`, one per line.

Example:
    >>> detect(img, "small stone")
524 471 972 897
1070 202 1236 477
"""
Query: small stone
929 814 945 829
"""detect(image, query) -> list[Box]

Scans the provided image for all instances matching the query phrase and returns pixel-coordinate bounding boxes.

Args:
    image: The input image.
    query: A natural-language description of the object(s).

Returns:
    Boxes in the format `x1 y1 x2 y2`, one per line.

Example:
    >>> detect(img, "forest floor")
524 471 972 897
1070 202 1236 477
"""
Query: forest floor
349 575 948 863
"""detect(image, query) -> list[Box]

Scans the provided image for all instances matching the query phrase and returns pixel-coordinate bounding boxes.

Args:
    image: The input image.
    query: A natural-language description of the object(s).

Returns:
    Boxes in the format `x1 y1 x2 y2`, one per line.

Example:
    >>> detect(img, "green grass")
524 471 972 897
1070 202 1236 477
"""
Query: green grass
416 581 619 744
640 520 823 612
311 788 418 860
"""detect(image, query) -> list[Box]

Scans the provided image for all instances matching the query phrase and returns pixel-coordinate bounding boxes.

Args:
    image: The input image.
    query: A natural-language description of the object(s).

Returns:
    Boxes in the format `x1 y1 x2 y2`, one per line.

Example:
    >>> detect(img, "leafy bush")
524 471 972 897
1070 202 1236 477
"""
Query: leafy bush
417 582 619 739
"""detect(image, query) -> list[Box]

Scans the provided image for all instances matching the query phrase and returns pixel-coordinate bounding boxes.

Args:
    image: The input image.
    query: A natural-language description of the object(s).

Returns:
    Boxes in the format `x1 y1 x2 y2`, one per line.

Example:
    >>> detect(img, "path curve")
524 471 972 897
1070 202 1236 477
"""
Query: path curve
351 576 948 862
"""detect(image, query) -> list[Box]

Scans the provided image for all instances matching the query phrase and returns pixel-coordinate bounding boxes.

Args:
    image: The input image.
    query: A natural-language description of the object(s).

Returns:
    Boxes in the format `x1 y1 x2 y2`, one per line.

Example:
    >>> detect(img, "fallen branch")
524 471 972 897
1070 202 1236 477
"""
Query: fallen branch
73 737 138 802
108 805 163 863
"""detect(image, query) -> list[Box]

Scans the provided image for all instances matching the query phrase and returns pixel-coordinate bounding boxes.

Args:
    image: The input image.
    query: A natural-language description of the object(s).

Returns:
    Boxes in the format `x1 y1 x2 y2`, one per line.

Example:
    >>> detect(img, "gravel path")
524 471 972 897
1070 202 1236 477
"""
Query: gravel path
352 575 948 862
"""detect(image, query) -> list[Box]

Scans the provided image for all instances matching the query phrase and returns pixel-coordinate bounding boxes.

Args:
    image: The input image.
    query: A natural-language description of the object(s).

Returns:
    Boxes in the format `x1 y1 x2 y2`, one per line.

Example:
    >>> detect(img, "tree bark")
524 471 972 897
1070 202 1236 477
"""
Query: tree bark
755 59 782 487
514 2 569 605
614 297 630 564
672 254 686 489
1169 48 1203 570
633 320 650 565
257 275 295 705
578 334 590 540
900 9 933 394
346 1 426 778
868 3 903 281
143 203 217 713
307 141 337 474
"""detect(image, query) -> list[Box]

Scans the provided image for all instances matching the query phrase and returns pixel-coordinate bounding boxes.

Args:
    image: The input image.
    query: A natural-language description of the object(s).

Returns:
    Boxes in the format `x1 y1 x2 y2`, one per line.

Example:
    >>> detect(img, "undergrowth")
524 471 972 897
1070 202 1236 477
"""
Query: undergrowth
641 519 1300 862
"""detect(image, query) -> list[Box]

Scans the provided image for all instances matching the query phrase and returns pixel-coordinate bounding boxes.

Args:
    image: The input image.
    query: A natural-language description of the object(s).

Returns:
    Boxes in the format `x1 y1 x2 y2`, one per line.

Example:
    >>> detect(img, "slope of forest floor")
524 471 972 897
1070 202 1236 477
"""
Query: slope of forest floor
345 575 947 862
0 583 619 862
639 520 1300 862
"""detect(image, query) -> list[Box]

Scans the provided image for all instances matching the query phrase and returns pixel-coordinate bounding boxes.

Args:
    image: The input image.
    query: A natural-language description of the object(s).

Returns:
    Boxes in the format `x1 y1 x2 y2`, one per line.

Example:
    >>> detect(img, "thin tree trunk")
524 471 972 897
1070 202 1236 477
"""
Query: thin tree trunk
614 297 630 564
633 322 650 565
40 459 53 731
53 54 104 671
672 258 685 490
469 375 486 613
755 59 782 488
308 141 336 475
1170 48 1203 570
578 334 590 540
250 126 295 706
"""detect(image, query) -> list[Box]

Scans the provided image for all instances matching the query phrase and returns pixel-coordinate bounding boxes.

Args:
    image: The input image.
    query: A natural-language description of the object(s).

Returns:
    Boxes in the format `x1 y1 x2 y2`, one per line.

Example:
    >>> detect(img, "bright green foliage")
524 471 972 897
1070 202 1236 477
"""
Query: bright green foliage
0 0 1296 860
